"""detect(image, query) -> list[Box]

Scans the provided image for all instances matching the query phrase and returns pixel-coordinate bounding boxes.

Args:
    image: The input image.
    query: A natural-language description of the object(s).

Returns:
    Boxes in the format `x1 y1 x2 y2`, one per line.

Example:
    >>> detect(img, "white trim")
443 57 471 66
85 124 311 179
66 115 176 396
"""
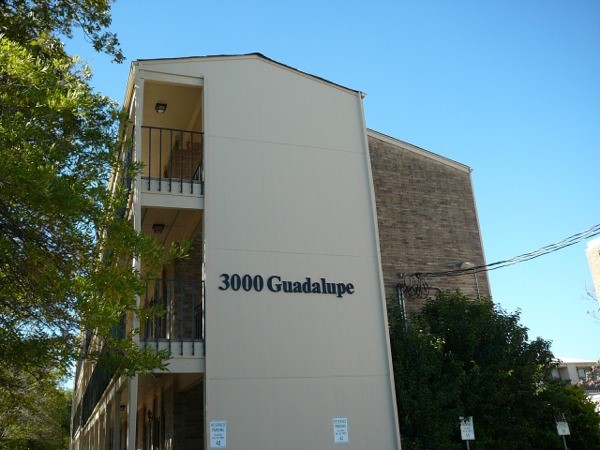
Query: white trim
127 376 138 450
122 62 136 112
139 68 203 86
140 180 204 209
358 94 402 450
367 129 472 173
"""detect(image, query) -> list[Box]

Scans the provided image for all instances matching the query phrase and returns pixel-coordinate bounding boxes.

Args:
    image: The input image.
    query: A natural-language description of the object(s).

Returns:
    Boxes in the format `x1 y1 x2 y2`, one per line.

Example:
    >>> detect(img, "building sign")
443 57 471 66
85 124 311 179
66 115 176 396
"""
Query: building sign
219 274 354 298
210 420 227 448
333 417 349 444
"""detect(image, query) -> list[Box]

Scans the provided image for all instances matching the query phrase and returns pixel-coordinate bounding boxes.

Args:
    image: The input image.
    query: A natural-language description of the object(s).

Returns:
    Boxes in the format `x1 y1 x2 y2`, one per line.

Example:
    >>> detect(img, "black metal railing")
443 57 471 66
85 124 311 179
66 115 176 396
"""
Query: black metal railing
74 364 115 433
142 278 204 356
140 126 204 194
72 399 82 437
123 143 133 194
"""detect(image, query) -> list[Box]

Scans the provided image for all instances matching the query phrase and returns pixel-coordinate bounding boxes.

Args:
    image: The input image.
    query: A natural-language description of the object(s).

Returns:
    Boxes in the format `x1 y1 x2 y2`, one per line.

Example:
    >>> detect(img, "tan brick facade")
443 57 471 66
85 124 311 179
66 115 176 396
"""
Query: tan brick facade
135 376 204 450
173 382 204 450
368 131 490 313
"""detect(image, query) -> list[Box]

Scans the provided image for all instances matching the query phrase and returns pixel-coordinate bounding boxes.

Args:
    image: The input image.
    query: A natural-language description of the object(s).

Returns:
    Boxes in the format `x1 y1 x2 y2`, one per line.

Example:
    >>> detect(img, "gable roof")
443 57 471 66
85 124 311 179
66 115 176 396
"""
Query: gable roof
134 52 360 94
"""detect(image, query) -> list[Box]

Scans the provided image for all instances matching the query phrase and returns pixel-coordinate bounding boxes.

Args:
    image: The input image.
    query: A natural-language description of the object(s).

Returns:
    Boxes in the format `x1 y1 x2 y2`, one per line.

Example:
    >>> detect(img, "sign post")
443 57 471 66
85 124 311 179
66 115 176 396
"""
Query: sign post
459 416 475 450
556 420 570 450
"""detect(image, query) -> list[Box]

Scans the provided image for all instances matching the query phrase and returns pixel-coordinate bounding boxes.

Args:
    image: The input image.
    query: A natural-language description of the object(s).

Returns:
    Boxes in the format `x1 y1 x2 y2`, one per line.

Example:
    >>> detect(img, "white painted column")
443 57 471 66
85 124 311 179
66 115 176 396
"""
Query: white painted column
126 60 142 450
113 387 122 450
105 398 112 450
127 378 138 450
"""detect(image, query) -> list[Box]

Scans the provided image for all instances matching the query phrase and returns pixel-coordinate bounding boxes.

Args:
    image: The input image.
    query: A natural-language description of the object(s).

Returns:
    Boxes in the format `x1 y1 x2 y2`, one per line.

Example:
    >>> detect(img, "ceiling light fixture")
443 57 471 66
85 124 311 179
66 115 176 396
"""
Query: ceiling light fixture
155 103 167 114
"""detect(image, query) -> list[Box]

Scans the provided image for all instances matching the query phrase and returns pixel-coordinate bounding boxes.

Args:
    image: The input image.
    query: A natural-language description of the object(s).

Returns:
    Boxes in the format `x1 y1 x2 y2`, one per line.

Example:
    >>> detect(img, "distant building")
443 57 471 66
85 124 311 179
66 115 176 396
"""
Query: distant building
70 54 489 450
586 237 600 297
553 358 595 384
554 358 600 411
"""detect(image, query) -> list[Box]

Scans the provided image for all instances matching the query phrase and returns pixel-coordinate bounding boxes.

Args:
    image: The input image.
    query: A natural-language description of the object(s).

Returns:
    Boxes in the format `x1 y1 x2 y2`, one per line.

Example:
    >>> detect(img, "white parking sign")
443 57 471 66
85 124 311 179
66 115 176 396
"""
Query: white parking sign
333 417 349 444
459 416 475 440
556 420 570 436
210 420 227 448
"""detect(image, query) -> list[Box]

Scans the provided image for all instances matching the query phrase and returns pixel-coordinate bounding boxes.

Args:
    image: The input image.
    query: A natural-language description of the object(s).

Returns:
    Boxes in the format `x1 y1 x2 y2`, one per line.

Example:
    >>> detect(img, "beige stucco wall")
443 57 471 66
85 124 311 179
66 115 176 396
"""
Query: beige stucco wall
138 55 400 449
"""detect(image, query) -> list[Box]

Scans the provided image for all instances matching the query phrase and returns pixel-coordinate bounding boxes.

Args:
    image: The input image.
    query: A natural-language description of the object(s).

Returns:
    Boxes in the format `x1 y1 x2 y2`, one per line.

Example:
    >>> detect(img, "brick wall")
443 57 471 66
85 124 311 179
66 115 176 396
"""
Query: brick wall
173 225 203 338
132 376 204 450
174 224 203 281
368 131 490 313
163 383 175 450
173 381 204 450
167 140 202 182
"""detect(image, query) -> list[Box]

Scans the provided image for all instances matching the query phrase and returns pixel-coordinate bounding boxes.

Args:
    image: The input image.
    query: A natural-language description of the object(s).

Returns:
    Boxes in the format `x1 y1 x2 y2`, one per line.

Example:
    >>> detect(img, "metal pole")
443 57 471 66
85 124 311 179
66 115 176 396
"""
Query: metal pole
562 435 568 450
466 440 470 450
396 284 407 329
473 268 480 298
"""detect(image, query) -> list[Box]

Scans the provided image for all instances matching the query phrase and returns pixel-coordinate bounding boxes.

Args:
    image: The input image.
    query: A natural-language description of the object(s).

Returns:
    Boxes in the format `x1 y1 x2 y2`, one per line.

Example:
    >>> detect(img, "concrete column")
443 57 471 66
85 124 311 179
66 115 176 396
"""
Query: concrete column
113 388 122 450
104 402 111 450
127 376 139 450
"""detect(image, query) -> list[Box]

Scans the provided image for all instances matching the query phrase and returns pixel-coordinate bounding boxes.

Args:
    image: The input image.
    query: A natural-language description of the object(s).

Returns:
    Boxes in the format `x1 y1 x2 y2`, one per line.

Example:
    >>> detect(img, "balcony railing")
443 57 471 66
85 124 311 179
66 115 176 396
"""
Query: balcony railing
142 278 204 356
140 126 204 194
71 279 203 437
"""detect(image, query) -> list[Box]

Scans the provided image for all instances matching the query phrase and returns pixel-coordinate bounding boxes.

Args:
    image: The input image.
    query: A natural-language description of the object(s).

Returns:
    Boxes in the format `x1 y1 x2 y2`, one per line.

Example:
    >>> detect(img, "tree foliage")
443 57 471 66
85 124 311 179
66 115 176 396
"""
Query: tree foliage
0 0 171 417
390 291 600 449
1 0 123 62
0 373 71 450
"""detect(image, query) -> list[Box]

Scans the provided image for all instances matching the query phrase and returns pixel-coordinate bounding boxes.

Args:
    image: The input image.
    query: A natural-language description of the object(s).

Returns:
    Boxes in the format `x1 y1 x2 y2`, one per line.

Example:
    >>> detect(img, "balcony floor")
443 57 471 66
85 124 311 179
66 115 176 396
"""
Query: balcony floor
141 340 205 373
141 178 204 209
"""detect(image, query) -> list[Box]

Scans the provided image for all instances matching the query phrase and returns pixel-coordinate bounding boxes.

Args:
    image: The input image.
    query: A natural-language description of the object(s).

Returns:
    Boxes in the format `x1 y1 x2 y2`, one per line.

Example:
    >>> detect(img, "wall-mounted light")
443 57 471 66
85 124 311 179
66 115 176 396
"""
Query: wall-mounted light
155 103 167 114
458 261 480 297
152 223 165 234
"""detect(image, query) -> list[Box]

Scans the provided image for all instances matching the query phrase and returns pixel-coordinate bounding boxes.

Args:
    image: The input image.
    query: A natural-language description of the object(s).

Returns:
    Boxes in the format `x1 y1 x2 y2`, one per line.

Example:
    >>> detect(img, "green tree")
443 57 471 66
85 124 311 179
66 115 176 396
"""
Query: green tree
0 0 170 418
559 385 600 449
1 0 123 62
0 373 71 450
390 291 600 449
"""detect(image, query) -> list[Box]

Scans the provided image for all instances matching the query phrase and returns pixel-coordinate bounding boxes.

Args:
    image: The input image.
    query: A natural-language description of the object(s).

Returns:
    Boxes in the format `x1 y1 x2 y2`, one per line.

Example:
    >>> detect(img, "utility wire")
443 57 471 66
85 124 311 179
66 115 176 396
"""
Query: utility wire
411 223 600 279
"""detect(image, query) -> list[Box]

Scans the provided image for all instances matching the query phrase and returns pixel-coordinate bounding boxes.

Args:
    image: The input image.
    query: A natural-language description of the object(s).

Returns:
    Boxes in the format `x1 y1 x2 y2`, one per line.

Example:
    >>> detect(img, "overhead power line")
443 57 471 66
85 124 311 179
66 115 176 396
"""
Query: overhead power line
412 223 600 279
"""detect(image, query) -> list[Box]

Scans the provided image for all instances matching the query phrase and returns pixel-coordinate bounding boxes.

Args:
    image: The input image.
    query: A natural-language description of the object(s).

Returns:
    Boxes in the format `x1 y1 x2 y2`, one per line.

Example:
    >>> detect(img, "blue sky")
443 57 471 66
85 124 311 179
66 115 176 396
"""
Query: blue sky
69 0 600 360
